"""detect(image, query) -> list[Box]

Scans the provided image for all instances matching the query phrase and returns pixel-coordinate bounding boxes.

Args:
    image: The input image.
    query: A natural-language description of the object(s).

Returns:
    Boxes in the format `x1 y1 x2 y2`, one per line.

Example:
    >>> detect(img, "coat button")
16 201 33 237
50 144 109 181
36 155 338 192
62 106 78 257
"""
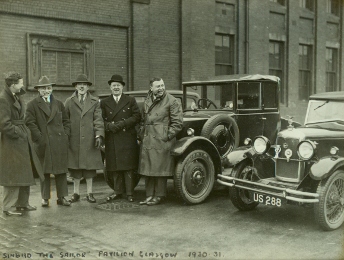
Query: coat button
58 133 61 136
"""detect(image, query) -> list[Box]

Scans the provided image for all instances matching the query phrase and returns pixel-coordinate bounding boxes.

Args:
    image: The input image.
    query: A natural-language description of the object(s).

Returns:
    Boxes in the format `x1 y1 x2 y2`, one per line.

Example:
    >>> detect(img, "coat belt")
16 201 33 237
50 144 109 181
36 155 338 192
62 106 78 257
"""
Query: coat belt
11 120 25 125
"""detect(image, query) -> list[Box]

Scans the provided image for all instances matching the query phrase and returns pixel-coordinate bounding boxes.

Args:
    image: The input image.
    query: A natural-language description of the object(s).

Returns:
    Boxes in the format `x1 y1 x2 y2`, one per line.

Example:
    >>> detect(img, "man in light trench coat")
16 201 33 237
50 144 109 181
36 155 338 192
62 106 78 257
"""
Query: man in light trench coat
139 77 183 206
64 74 104 203
25 76 71 207
0 72 44 216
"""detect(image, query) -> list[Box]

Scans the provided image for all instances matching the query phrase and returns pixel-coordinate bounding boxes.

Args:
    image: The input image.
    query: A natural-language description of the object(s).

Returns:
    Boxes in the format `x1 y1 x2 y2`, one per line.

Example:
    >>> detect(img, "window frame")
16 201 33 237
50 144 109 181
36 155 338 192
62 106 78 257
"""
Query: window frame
325 48 339 92
269 41 285 104
298 44 313 100
215 33 234 76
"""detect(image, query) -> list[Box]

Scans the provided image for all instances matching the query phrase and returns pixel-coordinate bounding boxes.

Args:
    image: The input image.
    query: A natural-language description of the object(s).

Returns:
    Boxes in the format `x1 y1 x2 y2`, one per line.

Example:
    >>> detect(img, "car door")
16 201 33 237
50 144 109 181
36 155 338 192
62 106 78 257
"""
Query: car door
235 82 264 145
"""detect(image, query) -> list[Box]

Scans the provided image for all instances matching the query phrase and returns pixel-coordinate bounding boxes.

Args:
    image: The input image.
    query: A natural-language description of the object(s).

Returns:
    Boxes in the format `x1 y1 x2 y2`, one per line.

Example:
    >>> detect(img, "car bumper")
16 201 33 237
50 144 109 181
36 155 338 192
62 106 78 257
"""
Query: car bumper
217 174 319 203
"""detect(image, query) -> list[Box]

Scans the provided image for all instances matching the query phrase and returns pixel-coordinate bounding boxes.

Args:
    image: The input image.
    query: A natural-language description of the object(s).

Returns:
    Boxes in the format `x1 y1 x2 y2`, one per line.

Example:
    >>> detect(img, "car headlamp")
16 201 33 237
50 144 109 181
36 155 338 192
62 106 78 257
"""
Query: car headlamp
297 140 316 160
330 146 339 156
253 136 270 154
186 128 195 136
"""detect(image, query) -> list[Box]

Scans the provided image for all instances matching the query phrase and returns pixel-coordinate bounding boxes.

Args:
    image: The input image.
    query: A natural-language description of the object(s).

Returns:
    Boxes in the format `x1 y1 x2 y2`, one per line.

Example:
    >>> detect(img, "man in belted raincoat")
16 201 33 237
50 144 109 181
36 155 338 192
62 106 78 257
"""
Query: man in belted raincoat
138 77 183 205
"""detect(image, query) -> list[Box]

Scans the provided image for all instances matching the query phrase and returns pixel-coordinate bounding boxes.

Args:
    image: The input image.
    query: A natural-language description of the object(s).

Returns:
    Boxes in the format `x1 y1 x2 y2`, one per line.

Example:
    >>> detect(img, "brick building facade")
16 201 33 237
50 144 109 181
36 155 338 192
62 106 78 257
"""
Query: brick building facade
0 0 343 122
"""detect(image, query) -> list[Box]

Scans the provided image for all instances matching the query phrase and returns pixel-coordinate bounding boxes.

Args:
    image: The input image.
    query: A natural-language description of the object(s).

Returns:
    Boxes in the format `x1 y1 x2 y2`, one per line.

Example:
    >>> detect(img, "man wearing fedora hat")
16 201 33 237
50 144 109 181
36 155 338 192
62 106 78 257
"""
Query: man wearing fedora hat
0 72 44 216
64 74 104 203
25 75 71 207
100 74 141 202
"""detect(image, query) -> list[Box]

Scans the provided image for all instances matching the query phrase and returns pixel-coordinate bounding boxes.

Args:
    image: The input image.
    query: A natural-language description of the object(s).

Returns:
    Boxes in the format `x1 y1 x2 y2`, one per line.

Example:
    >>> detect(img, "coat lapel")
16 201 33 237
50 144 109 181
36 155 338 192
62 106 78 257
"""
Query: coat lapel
71 92 83 111
105 95 129 121
37 96 51 117
81 94 98 118
47 95 58 123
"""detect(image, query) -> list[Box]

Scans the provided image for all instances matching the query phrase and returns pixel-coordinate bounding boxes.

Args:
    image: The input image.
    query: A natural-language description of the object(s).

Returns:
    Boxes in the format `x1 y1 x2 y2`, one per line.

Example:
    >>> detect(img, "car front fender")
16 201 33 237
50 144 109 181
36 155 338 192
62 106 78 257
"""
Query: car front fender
171 136 222 177
310 157 344 180
225 146 253 167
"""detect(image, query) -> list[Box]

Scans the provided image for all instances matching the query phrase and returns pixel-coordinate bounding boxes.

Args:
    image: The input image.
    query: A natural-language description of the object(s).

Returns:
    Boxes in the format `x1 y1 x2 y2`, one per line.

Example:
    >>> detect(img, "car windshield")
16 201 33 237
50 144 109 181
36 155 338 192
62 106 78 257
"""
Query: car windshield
185 84 234 110
305 100 344 124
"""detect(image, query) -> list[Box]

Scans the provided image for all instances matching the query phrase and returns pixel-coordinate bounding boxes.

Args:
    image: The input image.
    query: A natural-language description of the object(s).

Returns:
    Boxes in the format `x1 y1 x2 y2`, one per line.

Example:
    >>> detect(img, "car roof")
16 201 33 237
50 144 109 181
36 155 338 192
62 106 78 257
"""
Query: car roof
310 91 344 101
182 74 280 86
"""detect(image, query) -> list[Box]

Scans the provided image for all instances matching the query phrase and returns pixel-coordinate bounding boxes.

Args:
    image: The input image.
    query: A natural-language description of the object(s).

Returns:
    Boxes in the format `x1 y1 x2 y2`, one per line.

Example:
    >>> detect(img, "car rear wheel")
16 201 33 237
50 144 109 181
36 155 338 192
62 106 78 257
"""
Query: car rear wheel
229 159 259 211
174 150 215 205
201 114 239 158
314 170 344 231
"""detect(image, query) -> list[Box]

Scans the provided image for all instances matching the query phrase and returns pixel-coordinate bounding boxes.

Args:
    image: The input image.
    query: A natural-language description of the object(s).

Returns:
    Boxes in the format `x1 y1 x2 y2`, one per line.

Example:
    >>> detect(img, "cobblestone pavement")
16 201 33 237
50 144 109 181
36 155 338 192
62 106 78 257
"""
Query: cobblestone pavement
0 176 343 260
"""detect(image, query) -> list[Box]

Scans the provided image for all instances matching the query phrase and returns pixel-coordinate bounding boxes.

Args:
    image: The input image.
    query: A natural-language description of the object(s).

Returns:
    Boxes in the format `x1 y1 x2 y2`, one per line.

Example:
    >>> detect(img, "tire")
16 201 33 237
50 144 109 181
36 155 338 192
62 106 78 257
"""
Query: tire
174 150 215 205
201 114 239 158
103 159 141 190
314 170 344 231
229 159 259 211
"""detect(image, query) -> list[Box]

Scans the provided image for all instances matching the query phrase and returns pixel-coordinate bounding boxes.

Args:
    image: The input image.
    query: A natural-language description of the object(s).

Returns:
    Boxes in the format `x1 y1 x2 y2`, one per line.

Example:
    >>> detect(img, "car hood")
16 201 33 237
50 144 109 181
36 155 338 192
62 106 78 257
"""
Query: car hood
278 126 344 140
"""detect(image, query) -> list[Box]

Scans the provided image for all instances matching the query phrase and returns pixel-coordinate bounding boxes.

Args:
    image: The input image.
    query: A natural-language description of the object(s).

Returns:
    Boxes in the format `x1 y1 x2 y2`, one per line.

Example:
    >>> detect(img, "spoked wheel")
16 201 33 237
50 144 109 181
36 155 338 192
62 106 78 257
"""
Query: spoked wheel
314 170 344 231
174 150 215 204
229 159 259 211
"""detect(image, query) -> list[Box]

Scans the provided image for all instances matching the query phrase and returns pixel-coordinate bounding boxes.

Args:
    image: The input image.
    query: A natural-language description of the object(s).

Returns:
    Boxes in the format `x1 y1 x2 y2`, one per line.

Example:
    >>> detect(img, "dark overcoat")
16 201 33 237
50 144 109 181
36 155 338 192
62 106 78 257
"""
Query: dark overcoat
64 92 104 170
139 92 183 177
0 87 44 186
25 95 70 174
100 94 141 171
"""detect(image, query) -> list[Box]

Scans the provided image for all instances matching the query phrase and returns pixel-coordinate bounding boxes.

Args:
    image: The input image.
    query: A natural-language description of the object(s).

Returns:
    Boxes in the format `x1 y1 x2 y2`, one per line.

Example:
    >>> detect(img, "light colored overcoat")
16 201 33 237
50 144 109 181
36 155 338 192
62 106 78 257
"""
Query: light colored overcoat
64 92 104 170
139 92 183 177
0 87 44 186
25 95 70 174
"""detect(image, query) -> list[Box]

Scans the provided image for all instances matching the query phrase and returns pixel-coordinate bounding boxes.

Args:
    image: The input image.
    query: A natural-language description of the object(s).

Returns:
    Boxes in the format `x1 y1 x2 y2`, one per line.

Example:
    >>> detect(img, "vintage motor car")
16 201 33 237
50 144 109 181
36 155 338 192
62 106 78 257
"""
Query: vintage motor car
217 91 344 230
169 74 285 204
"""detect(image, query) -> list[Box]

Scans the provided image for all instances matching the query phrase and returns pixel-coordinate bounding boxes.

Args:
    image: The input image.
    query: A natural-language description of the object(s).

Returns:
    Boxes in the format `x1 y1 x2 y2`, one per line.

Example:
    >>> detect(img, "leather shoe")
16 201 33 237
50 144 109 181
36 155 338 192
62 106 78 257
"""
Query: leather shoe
127 196 134 202
42 199 49 207
3 211 22 216
106 194 122 202
86 193 96 203
69 193 80 203
139 196 153 205
16 205 37 211
147 196 163 206
57 197 71 206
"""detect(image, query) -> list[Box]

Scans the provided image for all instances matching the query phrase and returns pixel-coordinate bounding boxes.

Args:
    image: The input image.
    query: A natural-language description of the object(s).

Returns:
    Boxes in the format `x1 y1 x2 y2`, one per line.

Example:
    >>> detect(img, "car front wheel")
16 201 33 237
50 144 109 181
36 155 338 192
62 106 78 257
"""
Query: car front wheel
314 170 344 231
174 150 215 205
229 159 259 211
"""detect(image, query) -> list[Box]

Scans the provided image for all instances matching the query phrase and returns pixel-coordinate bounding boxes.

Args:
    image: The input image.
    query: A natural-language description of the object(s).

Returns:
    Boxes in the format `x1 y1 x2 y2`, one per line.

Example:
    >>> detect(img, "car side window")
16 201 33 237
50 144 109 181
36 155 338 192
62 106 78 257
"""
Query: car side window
237 82 261 109
263 82 278 109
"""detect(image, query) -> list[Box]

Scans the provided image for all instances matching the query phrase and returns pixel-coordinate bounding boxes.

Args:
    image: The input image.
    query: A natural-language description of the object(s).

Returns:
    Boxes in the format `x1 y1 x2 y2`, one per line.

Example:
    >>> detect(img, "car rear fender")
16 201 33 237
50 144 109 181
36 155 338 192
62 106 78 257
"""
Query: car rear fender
310 157 344 180
171 136 222 177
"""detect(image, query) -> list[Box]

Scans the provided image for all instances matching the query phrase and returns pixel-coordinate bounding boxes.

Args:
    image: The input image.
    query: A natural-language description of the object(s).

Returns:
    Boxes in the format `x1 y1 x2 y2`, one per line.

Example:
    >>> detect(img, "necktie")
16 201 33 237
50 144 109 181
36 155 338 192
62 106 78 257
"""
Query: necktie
44 97 49 103
80 94 84 104
115 96 118 103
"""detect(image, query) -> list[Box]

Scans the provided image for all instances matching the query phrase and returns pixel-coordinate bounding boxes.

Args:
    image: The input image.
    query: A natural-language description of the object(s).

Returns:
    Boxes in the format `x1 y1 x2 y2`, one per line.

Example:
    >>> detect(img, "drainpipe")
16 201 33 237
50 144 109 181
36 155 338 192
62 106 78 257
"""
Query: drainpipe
245 0 249 74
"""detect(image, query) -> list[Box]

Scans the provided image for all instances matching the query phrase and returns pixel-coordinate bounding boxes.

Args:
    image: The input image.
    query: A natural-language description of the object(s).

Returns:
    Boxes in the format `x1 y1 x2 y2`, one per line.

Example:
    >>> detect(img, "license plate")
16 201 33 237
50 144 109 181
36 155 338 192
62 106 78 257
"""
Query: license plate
253 193 283 207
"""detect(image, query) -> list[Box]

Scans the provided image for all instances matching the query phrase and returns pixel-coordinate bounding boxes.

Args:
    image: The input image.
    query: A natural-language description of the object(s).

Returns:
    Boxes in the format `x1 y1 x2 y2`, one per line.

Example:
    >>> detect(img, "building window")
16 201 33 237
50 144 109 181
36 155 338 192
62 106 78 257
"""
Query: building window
270 0 285 6
269 41 285 103
215 34 234 76
327 0 340 16
299 45 312 100
299 0 314 11
326 48 338 92
27 33 94 90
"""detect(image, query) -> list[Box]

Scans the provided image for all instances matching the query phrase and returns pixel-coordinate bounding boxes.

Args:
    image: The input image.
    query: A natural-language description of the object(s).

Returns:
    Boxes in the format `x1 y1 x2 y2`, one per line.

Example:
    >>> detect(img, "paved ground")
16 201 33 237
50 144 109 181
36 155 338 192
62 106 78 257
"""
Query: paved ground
0 176 343 260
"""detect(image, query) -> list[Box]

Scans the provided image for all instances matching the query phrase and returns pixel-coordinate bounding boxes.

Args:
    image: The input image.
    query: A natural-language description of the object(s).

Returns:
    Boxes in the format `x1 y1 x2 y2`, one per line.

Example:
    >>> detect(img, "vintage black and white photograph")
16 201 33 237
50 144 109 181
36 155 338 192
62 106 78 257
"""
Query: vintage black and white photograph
0 0 343 259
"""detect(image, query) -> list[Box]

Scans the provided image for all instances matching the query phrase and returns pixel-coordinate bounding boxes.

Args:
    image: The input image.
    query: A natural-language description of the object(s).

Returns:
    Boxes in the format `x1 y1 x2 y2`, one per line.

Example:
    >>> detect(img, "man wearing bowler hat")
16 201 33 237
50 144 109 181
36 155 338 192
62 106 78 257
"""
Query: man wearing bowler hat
100 75 141 202
64 74 104 203
25 76 71 207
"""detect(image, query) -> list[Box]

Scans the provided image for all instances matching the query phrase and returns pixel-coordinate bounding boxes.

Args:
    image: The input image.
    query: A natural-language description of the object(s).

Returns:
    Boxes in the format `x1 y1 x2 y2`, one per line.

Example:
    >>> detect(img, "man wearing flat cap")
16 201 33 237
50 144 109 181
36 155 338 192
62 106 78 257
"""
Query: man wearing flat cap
25 76 71 207
100 74 141 202
64 74 104 203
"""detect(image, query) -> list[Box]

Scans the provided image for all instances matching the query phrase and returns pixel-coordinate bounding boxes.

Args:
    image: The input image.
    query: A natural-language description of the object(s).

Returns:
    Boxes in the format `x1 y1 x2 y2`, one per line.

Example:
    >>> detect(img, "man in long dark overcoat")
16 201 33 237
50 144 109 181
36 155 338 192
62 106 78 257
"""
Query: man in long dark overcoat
25 76 71 207
64 74 104 203
100 74 141 202
0 72 44 216
138 77 183 205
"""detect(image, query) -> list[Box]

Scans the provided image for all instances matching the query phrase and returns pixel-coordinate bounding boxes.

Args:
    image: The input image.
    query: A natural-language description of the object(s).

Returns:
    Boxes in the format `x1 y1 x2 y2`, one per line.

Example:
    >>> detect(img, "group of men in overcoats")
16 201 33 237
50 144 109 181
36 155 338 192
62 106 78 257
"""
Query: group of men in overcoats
0 71 183 215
